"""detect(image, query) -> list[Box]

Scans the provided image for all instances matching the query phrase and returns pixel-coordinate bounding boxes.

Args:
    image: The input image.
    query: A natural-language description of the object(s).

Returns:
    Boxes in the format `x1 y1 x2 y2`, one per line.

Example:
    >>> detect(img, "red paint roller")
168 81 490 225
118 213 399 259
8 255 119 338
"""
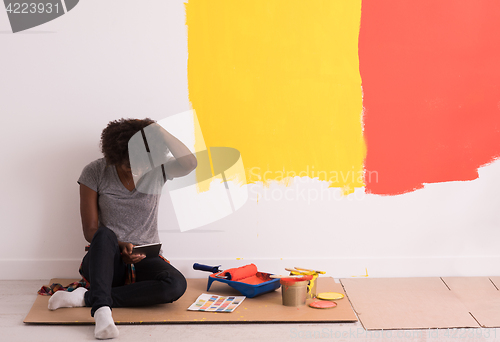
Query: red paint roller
193 263 258 280
222 264 258 281
193 263 266 285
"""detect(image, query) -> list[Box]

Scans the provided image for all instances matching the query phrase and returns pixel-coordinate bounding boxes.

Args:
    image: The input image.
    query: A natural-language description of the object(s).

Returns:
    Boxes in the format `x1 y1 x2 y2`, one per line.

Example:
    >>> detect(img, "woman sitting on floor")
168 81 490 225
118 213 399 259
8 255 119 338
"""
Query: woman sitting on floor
48 118 197 340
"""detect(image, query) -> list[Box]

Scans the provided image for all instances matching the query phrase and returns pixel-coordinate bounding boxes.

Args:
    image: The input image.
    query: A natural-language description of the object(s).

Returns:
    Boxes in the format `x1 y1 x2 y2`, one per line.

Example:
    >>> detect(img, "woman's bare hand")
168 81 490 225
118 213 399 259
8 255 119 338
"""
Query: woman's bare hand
118 241 145 264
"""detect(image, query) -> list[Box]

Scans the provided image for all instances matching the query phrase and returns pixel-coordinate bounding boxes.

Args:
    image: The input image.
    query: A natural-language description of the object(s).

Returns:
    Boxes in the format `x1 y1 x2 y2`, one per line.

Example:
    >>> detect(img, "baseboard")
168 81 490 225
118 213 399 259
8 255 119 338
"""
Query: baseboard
2 256 499 280
1 259 83 280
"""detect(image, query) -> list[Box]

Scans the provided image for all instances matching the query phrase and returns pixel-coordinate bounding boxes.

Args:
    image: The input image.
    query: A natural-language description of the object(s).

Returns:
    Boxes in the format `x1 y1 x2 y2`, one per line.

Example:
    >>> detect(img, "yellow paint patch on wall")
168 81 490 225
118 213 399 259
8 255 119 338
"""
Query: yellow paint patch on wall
186 0 365 193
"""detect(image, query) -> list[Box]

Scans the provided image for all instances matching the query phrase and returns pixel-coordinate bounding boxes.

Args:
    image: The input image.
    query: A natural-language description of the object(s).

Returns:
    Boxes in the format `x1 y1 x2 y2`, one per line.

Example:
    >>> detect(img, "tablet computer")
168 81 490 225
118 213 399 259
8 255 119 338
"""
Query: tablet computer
132 243 162 258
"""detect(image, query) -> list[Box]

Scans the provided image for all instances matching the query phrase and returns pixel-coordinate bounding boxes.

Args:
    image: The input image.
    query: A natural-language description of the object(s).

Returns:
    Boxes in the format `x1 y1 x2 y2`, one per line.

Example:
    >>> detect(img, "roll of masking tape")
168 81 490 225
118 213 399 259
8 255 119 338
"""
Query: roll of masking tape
316 292 344 301
309 301 337 309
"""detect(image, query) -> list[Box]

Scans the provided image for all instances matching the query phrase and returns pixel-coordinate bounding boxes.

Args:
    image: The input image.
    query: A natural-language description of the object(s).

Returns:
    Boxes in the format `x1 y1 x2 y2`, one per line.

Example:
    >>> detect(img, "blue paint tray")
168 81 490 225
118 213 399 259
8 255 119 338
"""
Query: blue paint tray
206 272 281 298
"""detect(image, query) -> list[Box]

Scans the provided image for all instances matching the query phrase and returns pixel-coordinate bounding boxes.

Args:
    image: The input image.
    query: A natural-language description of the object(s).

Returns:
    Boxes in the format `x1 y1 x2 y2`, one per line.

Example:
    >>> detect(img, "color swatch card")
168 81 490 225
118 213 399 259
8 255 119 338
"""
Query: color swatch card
188 293 245 313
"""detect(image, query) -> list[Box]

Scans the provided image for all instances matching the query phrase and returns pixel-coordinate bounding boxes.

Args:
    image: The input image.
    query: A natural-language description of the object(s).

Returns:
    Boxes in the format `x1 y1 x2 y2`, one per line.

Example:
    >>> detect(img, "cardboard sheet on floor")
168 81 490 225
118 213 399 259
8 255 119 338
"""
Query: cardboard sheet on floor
24 277 357 324
341 277 500 330
441 277 500 328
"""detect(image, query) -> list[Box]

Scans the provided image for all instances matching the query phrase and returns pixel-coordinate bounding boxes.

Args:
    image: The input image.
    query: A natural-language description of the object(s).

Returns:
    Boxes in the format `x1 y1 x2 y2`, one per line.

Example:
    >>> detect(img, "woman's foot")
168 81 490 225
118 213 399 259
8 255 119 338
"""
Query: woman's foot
48 287 87 310
94 306 119 340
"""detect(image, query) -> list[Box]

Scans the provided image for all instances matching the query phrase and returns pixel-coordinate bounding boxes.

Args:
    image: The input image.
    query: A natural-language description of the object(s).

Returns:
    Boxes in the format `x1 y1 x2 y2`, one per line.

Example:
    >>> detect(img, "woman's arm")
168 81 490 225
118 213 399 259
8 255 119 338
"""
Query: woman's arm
159 127 197 178
79 183 145 263
79 184 99 243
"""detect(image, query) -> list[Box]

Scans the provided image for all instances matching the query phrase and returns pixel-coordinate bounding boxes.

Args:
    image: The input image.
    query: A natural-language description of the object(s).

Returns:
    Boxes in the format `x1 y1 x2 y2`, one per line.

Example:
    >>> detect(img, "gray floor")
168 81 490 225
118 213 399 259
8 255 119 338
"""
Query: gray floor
2 280 500 342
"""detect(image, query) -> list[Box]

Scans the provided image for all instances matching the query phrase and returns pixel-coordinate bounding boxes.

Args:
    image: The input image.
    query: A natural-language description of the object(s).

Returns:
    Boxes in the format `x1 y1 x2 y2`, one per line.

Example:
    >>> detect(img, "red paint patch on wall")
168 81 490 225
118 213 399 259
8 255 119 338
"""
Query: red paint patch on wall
361 0 500 195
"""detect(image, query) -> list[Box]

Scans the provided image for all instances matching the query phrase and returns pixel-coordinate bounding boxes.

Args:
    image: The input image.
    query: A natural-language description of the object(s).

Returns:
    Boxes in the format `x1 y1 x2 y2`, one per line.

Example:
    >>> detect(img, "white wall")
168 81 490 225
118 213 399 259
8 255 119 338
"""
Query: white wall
1 0 499 280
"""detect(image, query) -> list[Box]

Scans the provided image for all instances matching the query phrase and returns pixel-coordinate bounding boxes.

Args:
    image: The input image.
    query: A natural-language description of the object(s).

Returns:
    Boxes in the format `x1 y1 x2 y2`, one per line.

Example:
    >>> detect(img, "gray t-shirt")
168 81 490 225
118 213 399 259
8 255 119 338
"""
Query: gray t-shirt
77 158 168 245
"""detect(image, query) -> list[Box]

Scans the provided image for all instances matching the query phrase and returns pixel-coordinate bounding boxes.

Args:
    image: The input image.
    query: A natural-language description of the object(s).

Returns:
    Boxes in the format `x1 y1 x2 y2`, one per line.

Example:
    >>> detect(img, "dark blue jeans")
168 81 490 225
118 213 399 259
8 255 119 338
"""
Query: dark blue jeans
80 226 187 316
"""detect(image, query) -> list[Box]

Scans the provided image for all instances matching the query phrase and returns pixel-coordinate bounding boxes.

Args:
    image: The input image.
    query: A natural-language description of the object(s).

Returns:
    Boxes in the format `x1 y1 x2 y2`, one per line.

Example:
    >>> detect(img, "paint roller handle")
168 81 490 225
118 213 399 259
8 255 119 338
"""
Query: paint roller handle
193 263 222 273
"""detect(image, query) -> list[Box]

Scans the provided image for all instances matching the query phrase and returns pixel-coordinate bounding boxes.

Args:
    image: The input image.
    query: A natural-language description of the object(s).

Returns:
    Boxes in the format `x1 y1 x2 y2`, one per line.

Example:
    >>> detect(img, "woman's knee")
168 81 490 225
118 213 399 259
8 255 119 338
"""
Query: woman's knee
173 272 187 300
158 270 187 303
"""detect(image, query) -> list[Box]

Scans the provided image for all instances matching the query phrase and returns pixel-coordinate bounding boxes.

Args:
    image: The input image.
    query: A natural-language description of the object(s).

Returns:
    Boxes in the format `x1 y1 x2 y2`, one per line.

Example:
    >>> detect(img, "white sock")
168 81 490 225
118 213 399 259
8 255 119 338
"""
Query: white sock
94 306 119 340
48 287 87 310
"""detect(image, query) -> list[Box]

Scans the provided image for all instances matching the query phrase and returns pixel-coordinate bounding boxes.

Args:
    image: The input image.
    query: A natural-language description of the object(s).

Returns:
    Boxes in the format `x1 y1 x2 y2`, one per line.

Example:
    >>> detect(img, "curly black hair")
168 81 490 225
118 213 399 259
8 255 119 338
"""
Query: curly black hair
100 118 156 165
